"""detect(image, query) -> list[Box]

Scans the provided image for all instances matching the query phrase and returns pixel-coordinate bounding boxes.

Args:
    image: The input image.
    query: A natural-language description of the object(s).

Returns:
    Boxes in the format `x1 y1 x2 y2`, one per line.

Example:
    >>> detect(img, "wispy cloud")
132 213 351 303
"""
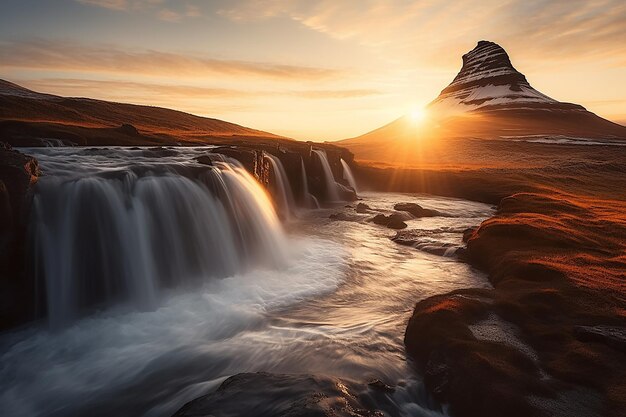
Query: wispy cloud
0 40 342 80
76 0 201 21
219 0 626 66
17 78 381 101
76 0 128 10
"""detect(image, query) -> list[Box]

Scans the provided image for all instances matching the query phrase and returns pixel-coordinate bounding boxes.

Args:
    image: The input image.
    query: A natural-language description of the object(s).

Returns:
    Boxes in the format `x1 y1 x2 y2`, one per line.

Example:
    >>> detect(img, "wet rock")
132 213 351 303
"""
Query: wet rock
367 379 394 393
573 325 626 353
337 183 358 202
195 155 213 166
369 214 389 226
393 202 439 218
462 227 477 243
368 213 407 229
0 145 41 330
173 372 387 417
387 218 407 230
356 202 370 213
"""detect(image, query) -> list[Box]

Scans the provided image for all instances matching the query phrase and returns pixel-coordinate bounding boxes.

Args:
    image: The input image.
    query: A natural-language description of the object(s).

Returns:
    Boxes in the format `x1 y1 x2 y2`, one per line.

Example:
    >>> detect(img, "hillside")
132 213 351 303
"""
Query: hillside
0 79 287 146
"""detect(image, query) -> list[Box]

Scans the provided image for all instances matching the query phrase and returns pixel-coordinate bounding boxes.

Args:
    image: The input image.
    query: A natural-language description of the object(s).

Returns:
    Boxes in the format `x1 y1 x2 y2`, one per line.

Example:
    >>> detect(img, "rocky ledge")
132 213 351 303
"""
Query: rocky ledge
0 143 40 329
173 372 430 417
404 192 626 417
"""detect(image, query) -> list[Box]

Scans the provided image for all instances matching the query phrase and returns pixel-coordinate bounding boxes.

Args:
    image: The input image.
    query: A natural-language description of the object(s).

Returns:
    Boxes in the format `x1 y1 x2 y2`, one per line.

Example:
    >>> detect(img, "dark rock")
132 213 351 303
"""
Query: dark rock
0 145 40 330
356 202 370 213
462 227 477 243
393 202 439 218
387 218 407 229
173 372 388 417
573 325 626 353
117 123 139 136
369 214 389 226
195 155 213 166
337 183 357 202
367 379 395 393
368 213 407 229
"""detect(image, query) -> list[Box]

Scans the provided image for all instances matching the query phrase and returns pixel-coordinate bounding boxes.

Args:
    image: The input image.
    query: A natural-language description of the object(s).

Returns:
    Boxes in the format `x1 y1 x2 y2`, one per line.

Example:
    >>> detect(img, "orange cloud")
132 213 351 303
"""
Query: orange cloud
0 40 342 80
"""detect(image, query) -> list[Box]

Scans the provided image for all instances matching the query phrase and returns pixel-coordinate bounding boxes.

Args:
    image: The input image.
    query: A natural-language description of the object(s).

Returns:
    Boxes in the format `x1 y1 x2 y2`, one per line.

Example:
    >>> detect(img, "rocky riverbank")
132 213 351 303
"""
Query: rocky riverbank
404 192 626 417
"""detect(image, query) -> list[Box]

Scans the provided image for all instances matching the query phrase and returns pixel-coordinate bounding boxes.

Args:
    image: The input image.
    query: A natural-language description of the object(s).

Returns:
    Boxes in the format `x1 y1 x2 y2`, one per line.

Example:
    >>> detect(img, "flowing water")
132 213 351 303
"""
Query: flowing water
341 158 359 194
312 149 340 202
300 158 319 209
264 153 296 218
0 147 494 417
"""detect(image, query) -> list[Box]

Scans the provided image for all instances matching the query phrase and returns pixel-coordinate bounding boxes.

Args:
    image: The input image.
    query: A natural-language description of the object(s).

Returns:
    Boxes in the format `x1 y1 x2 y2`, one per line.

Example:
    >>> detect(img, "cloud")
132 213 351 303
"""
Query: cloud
76 0 201 21
76 0 128 10
157 8 182 22
0 40 342 80
219 0 626 66
16 78 381 101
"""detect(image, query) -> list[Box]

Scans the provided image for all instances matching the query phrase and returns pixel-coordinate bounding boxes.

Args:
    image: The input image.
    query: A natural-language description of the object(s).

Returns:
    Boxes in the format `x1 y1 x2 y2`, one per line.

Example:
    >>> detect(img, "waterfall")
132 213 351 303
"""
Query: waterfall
312 149 340 202
300 158 320 209
340 159 359 195
29 148 288 328
264 153 296 218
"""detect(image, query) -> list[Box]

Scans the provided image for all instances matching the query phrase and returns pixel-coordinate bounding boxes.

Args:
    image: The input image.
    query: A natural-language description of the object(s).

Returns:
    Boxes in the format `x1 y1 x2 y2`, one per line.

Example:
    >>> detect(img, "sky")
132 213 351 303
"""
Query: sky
0 0 625 141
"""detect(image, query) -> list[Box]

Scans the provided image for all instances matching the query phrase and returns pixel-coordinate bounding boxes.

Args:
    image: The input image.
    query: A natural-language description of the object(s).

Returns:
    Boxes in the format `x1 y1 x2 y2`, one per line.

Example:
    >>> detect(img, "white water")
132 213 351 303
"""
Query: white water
1 147 495 417
300 158 319 209
313 149 340 202
341 158 359 195
264 153 296 218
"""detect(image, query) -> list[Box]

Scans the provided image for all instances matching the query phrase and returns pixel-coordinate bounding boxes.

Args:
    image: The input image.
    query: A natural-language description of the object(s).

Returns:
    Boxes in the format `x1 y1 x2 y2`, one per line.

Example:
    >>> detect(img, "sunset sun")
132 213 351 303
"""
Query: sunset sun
410 106 427 123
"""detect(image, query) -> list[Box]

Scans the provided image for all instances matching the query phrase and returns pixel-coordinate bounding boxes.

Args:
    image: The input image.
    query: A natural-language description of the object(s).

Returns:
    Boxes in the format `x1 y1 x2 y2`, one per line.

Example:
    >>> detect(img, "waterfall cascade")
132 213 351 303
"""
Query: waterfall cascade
264 153 296 218
312 149 340 202
300 158 320 209
340 159 359 195
29 148 288 328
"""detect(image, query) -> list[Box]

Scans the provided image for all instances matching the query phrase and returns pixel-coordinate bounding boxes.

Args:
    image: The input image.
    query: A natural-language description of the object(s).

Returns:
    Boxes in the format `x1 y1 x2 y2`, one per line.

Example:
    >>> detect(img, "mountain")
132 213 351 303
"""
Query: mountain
340 41 626 166
0 79 286 146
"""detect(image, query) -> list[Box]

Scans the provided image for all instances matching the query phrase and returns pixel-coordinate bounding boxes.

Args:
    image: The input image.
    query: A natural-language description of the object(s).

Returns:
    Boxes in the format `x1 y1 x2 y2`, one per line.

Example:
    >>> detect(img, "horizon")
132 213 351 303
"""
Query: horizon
1 0 625 141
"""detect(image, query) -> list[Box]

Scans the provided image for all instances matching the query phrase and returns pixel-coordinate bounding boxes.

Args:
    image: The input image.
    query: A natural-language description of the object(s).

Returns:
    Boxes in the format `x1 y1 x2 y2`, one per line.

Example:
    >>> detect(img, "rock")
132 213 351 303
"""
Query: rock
0 145 40 330
573 325 626 353
337 182 357 201
195 155 213 166
367 379 395 393
393 202 439 218
462 227 476 242
117 123 139 136
356 202 370 213
173 372 390 417
368 213 407 229
387 218 407 229
369 214 389 226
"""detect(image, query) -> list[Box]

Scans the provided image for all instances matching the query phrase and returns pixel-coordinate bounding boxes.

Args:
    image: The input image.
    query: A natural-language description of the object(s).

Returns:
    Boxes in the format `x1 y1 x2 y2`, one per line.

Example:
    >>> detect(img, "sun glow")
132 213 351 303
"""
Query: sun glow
409 106 427 123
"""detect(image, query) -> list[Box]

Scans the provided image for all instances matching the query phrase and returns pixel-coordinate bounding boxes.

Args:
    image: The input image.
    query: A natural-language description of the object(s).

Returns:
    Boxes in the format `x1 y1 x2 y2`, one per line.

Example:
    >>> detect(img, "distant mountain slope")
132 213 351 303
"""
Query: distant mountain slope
0 79 286 146
339 41 626 166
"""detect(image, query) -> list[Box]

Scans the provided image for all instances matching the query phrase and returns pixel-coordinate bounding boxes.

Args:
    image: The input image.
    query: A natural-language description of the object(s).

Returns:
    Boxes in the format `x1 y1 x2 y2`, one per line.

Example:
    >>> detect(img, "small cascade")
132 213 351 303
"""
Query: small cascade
300 158 320 209
264 153 296 218
29 148 288 328
312 149 340 202
340 159 359 195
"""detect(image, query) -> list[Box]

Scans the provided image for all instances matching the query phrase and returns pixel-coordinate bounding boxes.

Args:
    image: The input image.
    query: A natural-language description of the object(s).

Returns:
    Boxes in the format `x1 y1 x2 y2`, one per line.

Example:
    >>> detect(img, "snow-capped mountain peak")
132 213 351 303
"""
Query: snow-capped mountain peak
429 41 583 114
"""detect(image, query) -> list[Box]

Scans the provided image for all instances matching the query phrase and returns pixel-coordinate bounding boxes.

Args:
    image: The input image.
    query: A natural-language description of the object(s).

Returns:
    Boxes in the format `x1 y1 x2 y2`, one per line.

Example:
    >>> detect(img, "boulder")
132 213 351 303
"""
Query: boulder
173 372 401 417
368 213 407 229
356 202 370 213
393 202 439 218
